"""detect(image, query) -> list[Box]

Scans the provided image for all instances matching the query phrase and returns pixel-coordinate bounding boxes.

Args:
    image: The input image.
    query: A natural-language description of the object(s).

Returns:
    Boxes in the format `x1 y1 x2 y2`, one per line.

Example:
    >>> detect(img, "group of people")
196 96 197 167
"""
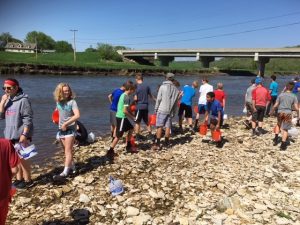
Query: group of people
0 73 300 224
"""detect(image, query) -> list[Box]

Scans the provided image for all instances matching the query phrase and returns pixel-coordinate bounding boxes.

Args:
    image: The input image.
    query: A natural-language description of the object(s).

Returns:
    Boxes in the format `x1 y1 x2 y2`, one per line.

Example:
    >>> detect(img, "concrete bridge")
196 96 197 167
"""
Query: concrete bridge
118 48 300 76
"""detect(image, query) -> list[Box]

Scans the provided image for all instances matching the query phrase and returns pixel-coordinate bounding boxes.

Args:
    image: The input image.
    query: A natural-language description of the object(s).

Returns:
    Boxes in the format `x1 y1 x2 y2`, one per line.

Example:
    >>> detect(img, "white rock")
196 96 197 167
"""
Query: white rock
276 217 292 225
133 213 152 225
79 193 90 203
126 206 140 217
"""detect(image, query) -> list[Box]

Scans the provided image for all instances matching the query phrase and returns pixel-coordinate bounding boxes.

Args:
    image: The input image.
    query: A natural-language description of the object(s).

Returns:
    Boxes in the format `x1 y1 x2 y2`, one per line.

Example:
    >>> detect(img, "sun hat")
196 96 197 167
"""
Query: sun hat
165 72 175 79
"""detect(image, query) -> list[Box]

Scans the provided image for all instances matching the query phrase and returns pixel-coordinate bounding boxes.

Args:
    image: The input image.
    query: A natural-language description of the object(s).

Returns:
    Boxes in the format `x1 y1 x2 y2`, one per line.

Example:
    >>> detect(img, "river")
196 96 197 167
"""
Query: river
0 74 295 164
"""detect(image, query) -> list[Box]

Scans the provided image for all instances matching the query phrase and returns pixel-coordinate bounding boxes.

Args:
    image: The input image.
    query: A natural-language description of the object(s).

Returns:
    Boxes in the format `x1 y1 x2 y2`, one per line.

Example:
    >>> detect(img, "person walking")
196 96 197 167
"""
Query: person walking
266 75 278 117
271 82 299 150
106 82 137 163
134 73 155 140
53 83 80 178
194 78 213 131
0 78 34 189
0 138 20 225
178 81 198 132
243 79 256 129
108 83 126 139
292 77 300 126
152 73 180 150
251 77 271 136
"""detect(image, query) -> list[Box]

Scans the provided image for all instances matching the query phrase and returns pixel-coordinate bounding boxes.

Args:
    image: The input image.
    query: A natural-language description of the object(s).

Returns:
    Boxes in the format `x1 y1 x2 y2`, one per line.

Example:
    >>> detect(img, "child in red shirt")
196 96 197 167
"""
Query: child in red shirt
214 82 226 110
0 138 20 225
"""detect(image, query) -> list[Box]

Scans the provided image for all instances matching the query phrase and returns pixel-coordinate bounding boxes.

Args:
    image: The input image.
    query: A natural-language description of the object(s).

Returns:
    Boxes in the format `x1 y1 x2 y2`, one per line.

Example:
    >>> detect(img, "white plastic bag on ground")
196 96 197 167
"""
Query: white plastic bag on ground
223 114 228 120
14 143 38 160
288 127 299 137
87 132 95 143
242 107 247 114
109 176 124 196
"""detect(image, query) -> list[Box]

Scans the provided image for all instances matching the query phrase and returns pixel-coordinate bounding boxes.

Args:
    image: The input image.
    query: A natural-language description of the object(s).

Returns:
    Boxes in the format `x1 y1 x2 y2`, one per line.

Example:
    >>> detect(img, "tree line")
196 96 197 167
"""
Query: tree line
0 31 128 61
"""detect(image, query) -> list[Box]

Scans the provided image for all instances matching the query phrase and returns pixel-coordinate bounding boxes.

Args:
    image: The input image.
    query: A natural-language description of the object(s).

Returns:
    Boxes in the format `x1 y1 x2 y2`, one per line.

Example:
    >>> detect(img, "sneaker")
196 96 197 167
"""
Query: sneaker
53 172 69 180
106 149 115 163
16 180 34 189
273 137 280 146
280 142 288 151
135 134 145 142
12 179 24 186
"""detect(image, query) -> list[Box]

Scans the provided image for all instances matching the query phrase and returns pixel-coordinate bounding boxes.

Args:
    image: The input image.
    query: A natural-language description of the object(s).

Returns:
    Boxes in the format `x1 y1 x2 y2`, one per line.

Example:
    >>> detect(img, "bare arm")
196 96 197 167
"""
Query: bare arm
11 166 18 175
108 94 113 104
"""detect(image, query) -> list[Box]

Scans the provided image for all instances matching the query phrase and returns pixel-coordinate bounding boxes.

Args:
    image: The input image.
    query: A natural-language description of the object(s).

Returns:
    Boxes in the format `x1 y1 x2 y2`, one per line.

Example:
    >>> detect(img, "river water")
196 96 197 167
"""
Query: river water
0 74 295 164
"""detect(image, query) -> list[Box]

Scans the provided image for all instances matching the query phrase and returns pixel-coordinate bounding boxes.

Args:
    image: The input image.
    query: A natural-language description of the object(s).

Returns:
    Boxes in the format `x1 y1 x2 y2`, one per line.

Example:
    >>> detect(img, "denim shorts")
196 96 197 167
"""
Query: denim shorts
58 129 75 139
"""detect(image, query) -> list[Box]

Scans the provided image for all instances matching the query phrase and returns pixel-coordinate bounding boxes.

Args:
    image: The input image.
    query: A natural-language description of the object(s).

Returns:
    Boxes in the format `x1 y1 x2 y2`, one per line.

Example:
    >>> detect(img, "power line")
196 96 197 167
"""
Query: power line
76 11 300 41
75 21 300 46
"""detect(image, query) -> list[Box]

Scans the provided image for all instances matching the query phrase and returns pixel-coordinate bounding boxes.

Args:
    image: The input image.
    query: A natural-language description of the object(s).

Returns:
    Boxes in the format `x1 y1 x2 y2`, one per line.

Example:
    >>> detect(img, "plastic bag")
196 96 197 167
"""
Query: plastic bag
242 107 247 114
288 127 299 137
14 143 38 160
223 114 228 120
87 132 95 143
109 176 124 196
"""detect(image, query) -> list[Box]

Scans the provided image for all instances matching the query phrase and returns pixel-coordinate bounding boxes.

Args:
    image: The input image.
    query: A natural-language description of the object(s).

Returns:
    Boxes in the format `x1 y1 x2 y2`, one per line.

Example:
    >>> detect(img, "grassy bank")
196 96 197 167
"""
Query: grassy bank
0 51 300 75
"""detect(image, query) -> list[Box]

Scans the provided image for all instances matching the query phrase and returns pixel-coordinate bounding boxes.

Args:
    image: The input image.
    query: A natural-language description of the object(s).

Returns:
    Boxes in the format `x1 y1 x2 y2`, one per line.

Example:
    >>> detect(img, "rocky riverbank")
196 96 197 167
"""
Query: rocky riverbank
6 116 300 225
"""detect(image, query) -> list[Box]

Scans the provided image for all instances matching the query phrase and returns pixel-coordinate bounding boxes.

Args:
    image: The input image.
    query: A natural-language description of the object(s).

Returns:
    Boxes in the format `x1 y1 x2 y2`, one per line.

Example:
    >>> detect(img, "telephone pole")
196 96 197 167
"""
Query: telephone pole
35 36 38 60
70 29 78 62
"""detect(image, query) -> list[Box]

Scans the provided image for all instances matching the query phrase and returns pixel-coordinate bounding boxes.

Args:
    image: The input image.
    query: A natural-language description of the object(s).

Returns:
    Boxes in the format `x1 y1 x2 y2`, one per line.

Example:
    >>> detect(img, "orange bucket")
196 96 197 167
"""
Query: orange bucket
199 124 208 135
194 105 198 113
52 109 59 124
212 130 222 141
148 114 156 126
130 104 136 112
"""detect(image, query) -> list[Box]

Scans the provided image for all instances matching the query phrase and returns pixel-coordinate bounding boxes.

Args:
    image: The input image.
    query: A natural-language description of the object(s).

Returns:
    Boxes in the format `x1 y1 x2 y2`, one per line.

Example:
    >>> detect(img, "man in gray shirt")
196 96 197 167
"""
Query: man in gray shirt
270 81 299 150
243 79 256 128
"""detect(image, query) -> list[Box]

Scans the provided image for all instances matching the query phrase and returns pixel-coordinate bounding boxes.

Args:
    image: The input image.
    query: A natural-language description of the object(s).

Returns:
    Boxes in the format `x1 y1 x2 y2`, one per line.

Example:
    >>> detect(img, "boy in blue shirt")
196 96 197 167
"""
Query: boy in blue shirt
203 92 223 137
178 81 198 132
108 83 126 139
266 75 279 117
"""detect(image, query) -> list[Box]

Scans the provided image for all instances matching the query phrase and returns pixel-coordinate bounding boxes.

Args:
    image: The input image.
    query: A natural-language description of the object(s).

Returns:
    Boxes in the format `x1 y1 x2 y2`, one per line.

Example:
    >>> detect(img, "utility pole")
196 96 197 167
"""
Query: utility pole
35 36 38 60
70 29 78 62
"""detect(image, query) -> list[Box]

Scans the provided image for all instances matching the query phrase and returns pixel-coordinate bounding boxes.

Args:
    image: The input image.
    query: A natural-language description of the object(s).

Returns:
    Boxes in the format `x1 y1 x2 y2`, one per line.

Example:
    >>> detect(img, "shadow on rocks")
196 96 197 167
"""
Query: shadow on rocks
34 155 109 186
42 208 90 225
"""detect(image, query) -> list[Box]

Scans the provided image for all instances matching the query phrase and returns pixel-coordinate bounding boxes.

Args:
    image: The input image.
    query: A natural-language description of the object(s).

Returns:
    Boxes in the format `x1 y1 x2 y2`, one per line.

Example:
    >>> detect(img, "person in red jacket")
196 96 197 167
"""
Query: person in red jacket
251 77 271 136
0 138 20 225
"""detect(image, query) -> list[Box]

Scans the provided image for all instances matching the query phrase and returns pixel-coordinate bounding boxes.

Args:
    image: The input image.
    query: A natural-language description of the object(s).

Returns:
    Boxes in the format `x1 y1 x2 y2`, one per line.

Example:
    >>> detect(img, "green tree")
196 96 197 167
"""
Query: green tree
97 43 122 62
0 32 22 44
85 45 96 52
25 31 55 50
55 41 73 52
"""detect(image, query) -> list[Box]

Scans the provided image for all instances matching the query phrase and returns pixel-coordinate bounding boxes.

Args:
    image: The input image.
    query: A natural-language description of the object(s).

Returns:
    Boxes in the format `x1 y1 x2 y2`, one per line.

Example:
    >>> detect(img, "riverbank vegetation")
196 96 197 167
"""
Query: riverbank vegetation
1 51 300 75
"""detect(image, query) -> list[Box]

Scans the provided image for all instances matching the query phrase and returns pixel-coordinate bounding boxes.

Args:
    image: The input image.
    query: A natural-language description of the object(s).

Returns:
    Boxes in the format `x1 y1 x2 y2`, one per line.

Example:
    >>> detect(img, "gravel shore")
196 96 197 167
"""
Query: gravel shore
6 116 300 225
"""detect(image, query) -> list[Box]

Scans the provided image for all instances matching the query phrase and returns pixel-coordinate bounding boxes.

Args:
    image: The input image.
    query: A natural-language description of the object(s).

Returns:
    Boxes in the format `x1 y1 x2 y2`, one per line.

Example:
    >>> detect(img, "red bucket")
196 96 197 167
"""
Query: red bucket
130 104 136 112
52 109 59 124
194 105 198 113
148 114 156 126
212 130 221 141
199 124 208 135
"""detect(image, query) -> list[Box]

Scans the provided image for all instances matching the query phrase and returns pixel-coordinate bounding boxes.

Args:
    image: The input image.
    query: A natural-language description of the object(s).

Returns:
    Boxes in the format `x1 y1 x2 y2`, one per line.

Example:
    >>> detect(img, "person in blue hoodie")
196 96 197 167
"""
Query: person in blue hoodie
0 78 34 189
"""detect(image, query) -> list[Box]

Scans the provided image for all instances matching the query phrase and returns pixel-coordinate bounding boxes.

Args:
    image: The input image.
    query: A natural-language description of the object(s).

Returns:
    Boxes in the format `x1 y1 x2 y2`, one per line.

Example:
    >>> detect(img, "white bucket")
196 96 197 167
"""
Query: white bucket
14 143 38 160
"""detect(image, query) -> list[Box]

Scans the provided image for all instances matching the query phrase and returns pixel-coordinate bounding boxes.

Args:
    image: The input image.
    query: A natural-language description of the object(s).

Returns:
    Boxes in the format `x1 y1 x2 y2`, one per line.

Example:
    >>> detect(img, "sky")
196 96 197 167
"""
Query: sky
1 0 300 52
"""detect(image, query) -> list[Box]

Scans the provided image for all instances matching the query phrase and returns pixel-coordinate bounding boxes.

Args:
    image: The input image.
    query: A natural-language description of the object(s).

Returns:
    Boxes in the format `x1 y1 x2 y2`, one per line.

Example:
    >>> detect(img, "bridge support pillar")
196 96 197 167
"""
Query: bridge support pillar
158 56 174 66
200 56 215 68
257 57 269 77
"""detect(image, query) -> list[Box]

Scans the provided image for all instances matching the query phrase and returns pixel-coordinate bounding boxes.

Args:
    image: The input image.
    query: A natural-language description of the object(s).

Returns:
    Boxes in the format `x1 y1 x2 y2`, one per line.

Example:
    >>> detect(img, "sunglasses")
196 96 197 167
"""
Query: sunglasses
2 86 14 91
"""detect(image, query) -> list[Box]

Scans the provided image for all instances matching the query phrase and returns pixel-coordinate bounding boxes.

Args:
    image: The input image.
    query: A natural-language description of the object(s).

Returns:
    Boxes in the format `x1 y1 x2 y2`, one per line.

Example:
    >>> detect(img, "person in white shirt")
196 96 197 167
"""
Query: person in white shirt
194 78 213 130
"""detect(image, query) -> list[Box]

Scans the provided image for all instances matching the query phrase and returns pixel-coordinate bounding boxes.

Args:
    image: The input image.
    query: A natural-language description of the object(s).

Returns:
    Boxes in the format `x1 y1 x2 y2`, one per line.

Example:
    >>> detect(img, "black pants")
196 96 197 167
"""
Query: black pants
266 96 277 116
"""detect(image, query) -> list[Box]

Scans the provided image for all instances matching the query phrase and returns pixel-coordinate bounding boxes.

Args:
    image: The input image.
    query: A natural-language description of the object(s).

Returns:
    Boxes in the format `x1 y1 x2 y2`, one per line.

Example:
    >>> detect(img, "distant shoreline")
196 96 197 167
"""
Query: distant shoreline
1 62 297 77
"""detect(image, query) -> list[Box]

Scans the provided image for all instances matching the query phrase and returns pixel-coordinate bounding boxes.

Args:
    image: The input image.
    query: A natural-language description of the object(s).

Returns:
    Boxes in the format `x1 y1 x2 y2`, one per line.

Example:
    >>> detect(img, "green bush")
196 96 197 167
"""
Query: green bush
97 43 123 62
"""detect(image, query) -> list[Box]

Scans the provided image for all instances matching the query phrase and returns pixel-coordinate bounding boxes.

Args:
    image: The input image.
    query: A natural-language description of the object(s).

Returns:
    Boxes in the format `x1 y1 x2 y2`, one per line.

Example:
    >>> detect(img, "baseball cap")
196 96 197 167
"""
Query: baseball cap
166 72 175 79
255 77 263 84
